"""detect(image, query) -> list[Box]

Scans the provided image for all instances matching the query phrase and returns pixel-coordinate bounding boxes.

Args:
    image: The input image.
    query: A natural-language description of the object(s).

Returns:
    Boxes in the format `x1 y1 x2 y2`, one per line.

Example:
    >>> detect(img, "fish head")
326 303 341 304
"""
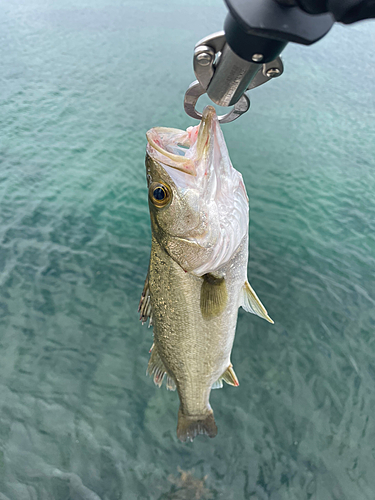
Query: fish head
146 106 248 275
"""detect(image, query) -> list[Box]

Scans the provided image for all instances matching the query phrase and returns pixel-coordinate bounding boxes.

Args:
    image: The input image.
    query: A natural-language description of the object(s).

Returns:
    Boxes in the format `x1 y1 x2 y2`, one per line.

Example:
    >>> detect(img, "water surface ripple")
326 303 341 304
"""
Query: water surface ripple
1 1 375 499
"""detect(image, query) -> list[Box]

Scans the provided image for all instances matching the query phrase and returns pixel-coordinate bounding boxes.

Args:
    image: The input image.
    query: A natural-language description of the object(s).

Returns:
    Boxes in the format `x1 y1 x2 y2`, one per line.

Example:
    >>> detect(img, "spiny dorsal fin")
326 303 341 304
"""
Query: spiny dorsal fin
146 346 176 391
241 280 274 324
138 269 153 327
222 365 239 387
200 273 228 320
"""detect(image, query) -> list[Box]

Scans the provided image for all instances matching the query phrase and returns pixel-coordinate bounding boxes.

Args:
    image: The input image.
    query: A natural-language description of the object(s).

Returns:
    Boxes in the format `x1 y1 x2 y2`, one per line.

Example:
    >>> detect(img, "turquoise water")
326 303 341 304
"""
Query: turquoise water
1 0 375 498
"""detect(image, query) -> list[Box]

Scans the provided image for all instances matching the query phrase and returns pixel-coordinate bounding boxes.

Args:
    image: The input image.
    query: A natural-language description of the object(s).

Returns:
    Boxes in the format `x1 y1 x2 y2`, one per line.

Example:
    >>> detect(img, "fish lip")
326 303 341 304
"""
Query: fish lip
196 106 216 158
146 106 218 177
146 127 197 176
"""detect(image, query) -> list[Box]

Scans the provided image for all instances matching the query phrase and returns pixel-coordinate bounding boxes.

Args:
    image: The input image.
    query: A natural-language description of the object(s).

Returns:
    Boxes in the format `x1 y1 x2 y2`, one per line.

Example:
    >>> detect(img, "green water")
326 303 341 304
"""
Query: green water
1 1 375 498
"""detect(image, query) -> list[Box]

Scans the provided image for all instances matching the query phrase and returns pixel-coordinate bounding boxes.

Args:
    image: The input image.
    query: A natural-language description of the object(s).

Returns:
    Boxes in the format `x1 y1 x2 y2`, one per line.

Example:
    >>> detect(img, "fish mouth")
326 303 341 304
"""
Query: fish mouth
146 106 218 177
196 106 216 159
146 127 197 176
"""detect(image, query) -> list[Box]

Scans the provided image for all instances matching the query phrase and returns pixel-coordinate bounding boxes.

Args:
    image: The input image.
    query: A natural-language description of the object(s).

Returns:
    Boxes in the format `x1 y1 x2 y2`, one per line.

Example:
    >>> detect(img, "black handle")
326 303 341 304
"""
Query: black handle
224 0 334 49
276 0 375 24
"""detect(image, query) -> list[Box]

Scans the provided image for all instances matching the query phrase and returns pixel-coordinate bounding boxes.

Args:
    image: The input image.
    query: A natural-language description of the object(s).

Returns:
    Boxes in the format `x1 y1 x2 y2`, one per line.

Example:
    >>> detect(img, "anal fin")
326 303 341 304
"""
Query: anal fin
211 379 223 390
241 280 274 324
222 365 239 387
212 364 239 389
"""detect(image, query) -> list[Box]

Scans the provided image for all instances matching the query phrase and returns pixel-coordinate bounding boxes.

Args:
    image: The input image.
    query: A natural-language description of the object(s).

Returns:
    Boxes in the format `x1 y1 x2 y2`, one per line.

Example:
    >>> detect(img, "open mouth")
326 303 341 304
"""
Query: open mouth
146 127 196 175
146 106 217 177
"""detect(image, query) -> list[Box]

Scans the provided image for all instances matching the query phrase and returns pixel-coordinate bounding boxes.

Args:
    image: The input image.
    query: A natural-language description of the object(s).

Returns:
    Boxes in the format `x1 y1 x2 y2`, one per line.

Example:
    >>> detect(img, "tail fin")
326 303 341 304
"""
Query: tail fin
177 408 218 442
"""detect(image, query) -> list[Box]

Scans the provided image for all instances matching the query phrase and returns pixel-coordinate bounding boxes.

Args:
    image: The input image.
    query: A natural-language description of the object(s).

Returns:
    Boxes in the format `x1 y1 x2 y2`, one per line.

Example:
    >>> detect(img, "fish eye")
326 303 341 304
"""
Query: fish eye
153 187 165 200
149 182 172 208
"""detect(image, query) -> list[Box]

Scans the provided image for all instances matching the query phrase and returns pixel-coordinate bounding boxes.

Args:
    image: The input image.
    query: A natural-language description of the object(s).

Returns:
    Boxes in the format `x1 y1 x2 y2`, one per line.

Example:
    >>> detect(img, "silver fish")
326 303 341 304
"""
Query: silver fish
139 106 273 442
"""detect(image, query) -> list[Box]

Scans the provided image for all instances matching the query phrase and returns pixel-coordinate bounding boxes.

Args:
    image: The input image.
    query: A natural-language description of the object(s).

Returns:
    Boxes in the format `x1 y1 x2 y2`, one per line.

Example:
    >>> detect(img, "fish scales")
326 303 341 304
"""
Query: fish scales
150 235 247 415
140 106 273 442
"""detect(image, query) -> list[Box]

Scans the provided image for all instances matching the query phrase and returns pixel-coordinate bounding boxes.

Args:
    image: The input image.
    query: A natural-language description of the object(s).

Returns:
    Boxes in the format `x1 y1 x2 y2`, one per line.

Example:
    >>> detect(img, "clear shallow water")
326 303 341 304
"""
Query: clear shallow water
1 0 375 498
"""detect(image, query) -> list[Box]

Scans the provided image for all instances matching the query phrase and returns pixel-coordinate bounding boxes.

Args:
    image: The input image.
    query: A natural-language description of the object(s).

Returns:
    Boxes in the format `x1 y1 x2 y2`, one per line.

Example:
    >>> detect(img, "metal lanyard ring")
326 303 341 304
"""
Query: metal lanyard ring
184 81 250 124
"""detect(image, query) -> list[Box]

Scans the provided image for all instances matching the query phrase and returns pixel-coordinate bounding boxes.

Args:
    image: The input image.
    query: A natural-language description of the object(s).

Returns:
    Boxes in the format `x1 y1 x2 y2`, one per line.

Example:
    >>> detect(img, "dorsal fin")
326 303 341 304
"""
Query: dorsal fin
138 269 153 327
146 346 176 391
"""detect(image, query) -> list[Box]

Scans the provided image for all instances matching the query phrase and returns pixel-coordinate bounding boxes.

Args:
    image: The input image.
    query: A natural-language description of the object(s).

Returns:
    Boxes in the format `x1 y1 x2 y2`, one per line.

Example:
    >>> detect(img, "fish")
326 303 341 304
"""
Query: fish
139 106 273 442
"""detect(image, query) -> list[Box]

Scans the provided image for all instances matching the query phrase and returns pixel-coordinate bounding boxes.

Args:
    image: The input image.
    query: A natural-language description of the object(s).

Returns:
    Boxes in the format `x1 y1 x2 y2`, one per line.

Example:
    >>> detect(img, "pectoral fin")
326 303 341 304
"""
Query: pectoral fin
138 269 153 327
200 273 228 320
147 347 176 391
241 280 274 324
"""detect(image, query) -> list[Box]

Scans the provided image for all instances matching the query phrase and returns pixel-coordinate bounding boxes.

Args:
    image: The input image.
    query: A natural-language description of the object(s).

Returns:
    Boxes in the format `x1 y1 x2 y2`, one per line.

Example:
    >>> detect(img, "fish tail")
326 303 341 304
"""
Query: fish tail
177 407 218 442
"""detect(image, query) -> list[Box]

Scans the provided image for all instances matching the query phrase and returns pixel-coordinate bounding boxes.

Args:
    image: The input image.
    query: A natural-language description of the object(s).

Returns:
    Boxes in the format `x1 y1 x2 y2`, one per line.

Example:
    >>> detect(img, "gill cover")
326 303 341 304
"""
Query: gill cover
146 106 248 276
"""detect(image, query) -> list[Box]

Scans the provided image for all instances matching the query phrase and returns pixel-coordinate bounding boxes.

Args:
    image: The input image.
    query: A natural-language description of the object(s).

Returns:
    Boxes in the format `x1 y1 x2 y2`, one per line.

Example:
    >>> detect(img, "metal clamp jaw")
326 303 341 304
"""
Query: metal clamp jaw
184 31 284 123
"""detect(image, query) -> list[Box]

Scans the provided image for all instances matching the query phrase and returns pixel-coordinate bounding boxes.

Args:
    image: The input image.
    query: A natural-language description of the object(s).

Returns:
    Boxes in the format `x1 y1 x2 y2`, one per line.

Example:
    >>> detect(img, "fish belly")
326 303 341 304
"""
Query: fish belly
149 235 248 416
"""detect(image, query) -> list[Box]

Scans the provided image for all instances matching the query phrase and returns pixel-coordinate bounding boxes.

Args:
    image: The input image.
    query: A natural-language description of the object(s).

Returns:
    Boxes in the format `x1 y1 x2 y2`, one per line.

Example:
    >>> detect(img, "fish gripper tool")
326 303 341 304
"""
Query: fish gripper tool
184 0 347 124
184 30 284 124
184 0 375 123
